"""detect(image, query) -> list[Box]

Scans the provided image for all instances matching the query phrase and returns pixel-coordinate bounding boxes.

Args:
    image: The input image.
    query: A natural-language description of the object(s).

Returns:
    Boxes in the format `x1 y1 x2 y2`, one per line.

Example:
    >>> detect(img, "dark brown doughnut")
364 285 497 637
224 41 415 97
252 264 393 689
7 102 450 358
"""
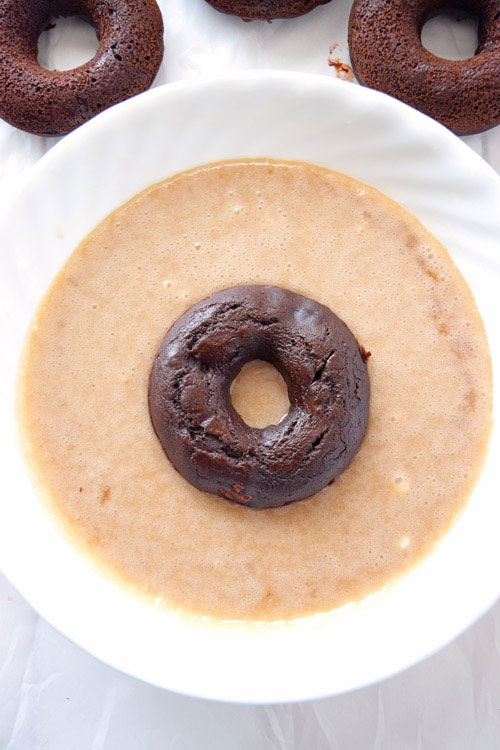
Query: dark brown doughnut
0 0 164 136
203 0 332 21
348 0 500 135
148 285 370 509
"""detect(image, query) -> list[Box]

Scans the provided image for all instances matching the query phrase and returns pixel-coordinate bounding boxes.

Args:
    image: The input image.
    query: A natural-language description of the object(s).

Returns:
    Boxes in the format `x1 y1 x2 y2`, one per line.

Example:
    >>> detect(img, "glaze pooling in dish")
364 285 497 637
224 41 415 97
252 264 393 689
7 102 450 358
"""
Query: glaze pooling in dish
17 159 492 621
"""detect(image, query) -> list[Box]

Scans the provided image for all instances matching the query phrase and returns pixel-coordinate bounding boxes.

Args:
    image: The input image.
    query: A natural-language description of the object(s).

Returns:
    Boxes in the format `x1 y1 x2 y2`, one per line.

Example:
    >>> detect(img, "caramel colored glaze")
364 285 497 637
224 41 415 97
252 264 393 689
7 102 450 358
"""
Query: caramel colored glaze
18 160 492 621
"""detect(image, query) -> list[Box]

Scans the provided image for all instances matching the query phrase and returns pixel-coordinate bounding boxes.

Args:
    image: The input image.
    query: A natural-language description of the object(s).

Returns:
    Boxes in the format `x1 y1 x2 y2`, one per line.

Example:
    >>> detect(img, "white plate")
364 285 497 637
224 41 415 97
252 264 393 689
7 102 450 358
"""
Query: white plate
0 72 499 704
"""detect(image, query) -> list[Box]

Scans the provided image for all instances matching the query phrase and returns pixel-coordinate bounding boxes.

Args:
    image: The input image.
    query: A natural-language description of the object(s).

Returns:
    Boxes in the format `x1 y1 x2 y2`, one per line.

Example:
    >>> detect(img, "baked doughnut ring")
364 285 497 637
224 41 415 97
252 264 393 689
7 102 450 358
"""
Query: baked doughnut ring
348 0 500 134
148 285 370 509
0 0 164 136
204 0 332 21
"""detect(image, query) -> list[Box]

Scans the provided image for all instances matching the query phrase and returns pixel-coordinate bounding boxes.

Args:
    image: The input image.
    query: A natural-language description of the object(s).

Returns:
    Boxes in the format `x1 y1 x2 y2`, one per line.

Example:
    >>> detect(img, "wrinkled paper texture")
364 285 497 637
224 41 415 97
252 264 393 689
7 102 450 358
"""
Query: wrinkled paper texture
1 1 500 747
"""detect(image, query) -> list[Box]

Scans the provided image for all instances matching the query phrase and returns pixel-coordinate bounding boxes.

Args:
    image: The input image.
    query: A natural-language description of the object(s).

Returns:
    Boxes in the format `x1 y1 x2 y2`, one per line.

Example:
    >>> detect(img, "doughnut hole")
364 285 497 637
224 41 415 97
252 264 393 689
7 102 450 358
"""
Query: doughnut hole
38 15 99 71
421 6 479 60
230 360 291 429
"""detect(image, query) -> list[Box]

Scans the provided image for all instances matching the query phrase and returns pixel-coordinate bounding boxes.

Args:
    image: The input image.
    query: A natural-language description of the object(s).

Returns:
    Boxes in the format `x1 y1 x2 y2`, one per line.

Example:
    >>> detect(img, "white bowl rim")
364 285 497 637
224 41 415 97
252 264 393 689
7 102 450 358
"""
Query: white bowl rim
0 70 499 704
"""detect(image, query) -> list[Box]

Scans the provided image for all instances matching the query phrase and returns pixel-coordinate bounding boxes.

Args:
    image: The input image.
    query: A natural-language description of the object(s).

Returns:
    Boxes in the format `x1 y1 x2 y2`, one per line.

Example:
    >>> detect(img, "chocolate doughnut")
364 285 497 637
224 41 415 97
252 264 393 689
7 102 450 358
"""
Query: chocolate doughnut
0 0 164 136
203 0 332 21
148 285 370 509
348 0 500 135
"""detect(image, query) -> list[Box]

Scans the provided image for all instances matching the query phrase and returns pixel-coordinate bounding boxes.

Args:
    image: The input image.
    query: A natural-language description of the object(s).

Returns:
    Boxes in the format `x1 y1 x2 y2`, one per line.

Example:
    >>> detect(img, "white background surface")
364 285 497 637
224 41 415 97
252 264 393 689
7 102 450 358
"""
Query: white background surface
1 0 500 747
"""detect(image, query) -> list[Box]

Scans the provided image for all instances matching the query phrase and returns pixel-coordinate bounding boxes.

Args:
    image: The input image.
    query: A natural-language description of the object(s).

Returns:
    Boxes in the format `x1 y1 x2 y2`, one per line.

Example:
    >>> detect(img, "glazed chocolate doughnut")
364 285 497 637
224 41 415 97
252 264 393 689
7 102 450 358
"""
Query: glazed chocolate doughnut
0 0 164 136
348 0 500 135
204 0 331 21
148 285 370 509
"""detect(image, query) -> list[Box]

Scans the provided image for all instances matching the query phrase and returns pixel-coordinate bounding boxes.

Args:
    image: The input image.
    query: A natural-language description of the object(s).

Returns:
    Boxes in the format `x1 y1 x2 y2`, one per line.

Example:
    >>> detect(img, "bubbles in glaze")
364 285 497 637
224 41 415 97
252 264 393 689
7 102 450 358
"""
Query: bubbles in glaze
18 160 492 621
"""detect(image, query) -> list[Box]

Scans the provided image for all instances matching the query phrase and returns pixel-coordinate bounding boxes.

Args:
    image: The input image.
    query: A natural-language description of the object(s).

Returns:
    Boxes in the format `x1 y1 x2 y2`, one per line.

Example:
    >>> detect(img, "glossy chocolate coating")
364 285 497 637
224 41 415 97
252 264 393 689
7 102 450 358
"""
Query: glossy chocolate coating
149 285 370 509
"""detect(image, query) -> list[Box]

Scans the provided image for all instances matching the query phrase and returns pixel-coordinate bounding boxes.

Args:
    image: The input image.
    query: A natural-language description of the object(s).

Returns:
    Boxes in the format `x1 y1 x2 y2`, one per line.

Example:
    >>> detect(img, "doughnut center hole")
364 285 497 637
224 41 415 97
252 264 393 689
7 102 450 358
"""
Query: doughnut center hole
38 15 99 71
230 361 290 429
421 7 479 60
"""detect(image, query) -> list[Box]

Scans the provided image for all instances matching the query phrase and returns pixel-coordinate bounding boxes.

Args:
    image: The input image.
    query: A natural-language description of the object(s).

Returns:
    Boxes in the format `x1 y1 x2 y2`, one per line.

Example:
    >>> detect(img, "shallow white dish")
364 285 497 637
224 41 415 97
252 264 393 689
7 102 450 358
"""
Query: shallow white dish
0 72 499 704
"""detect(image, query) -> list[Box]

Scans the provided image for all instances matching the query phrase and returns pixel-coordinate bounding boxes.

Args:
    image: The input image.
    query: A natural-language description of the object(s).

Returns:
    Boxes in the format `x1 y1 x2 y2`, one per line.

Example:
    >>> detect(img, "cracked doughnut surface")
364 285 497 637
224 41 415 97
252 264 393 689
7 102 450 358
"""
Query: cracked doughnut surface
148 285 370 508
0 0 164 136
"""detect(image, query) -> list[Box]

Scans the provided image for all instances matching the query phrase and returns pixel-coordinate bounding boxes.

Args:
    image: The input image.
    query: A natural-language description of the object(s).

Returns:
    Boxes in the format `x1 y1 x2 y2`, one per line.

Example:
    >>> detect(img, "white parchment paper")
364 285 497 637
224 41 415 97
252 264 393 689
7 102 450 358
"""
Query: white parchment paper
1 1 500 747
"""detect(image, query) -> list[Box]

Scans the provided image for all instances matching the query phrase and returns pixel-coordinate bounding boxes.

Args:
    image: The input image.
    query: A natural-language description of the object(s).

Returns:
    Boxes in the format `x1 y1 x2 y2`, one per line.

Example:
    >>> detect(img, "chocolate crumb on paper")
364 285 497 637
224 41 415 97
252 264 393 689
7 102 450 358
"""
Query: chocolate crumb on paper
328 44 354 81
